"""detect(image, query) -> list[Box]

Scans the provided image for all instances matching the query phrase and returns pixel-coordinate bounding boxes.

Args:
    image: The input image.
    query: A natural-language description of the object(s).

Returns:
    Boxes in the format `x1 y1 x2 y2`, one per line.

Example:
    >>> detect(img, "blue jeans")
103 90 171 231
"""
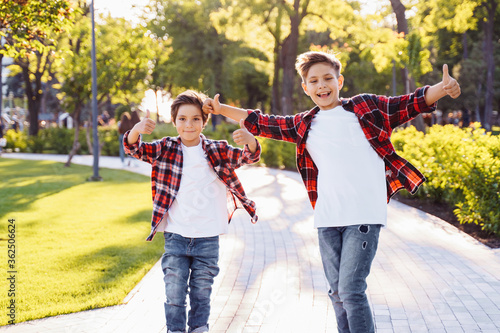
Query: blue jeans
161 232 220 333
318 224 381 333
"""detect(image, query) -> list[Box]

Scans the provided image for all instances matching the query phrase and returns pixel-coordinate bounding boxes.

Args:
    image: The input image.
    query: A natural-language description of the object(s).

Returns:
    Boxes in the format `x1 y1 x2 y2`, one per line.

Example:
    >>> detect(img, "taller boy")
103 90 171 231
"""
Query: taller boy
203 51 460 333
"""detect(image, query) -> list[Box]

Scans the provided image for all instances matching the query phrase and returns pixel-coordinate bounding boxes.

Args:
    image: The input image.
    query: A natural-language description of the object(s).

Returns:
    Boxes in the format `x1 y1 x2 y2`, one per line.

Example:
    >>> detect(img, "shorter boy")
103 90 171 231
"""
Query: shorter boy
124 90 260 333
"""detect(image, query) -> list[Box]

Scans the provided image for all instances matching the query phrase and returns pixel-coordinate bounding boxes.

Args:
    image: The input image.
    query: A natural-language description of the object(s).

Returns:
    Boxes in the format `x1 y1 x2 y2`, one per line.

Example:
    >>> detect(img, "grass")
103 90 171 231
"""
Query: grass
0 159 164 325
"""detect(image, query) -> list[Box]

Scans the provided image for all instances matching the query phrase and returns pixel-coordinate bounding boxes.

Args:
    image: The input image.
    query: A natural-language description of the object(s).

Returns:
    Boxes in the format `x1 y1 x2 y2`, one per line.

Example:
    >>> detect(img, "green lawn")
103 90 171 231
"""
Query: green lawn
0 158 164 325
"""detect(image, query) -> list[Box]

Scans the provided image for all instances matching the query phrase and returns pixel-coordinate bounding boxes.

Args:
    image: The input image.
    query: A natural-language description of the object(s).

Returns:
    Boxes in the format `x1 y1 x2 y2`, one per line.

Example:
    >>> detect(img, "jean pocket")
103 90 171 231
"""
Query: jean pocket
164 232 175 241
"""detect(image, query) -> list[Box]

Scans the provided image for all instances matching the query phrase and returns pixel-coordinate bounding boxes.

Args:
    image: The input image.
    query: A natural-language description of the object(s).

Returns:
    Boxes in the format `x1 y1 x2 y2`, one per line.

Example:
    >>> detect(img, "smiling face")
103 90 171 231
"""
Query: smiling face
301 62 344 110
173 104 204 147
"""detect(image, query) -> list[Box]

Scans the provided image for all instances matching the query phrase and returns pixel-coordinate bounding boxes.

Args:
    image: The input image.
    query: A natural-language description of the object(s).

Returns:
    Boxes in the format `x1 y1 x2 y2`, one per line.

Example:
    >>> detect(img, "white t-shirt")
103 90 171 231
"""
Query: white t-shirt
158 142 228 237
306 105 387 228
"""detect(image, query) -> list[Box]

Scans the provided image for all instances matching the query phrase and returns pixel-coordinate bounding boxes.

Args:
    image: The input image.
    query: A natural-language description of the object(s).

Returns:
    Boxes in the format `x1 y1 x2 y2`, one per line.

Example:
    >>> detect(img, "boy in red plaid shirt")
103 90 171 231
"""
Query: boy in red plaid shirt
124 90 260 333
203 51 460 333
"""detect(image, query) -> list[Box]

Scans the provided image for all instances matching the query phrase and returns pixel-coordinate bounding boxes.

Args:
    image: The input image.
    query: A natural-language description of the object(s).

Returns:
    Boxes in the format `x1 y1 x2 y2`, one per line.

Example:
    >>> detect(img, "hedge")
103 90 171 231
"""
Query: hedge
392 123 500 236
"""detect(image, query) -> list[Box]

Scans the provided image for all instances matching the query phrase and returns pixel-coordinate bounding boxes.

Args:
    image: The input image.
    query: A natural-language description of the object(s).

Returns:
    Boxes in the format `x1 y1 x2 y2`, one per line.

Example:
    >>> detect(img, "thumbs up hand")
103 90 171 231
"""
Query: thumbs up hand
442 64 461 99
202 93 222 115
232 118 257 153
133 109 156 135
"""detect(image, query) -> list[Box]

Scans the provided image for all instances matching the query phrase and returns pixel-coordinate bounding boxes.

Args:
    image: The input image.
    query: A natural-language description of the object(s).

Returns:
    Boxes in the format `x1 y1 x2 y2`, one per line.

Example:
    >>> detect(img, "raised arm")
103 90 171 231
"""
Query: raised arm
202 94 248 122
424 64 461 105
203 94 301 143
123 110 165 164
127 110 156 145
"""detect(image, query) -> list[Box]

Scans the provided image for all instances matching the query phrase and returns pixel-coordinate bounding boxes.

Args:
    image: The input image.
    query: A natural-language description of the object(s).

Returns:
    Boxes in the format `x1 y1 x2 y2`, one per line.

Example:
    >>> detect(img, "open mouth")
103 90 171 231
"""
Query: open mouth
317 92 331 98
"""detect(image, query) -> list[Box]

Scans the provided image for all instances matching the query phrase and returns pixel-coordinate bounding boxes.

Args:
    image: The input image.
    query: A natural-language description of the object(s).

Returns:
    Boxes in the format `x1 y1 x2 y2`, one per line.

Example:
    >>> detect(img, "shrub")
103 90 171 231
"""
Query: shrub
99 127 120 156
4 129 28 152
27 133 45 153
44 127 74 154
259 137 282 168
255 137 296 170
392 123 500 236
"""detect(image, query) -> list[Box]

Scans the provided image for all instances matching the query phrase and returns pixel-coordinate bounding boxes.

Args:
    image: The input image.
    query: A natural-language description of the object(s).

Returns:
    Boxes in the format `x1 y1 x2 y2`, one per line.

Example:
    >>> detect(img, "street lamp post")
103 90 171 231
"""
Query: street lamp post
89 0 101 181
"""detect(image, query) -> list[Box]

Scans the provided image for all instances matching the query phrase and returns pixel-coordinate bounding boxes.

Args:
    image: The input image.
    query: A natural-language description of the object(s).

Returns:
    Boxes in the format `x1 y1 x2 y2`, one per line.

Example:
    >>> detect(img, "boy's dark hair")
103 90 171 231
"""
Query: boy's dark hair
295 51 342 81
171 90 211 126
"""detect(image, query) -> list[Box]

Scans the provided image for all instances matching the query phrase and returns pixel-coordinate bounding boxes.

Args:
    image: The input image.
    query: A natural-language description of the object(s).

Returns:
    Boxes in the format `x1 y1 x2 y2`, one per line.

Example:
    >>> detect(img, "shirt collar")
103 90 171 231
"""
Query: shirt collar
341 98 354 113
175 133 208 150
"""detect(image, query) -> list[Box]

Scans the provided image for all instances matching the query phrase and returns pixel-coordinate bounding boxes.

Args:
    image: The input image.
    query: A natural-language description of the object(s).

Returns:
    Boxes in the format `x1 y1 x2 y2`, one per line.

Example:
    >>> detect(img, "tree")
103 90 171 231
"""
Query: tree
481 0 497 130
146 0 226 95
56 8 156 165
413 0 497 129
0 0 73 136
145 0 269 110
389 0 431 131
5 72 24 98
147 38 172 123
213 0 361 114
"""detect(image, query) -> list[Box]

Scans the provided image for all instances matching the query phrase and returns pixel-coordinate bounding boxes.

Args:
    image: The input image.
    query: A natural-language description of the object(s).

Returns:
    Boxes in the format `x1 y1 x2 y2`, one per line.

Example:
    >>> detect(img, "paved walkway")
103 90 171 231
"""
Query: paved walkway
2 153 500 333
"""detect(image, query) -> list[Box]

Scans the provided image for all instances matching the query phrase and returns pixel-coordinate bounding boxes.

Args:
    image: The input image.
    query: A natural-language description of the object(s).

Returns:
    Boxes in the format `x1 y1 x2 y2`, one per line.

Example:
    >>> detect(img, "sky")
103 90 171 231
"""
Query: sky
91 0 146 23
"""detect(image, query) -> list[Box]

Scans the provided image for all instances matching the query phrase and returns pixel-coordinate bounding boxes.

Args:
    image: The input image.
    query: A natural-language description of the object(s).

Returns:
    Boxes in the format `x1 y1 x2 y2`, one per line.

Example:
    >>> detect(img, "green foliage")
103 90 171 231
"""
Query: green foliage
99 127 120 157
55 8 155 134
392 123 500 236
145 0 270 107
44 127 74 154
0 0 74 58
4 129 28 152
27 133 45 153
256 137 296 170
4 126 120 156
114 104 132 122
258 137 282 168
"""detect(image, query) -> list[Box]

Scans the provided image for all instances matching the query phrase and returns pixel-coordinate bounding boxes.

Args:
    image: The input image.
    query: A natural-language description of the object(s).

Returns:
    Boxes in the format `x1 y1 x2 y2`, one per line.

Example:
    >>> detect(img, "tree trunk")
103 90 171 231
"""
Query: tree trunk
85 116 103 157
475 82 483 124
280 2 301 116
65 120 81 167
21 66 37 136
390 0 409 95
19 57 45 136
271 7 283 114
462 31 468 59
390 0 425 131
482 0 496 131
86 118 93 155
65 106 82 167
271 41 281 114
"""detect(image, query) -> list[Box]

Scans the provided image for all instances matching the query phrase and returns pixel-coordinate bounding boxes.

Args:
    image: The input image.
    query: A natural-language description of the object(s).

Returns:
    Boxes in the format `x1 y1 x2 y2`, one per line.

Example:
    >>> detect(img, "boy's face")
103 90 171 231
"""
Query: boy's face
301 62 344 110
173 104 204 147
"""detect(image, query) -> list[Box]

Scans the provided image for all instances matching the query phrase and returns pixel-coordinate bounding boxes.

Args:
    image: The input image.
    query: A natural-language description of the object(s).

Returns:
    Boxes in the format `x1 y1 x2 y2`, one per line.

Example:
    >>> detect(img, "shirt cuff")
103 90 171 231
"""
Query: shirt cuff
244 110 261 136
418 86 437 113
123 130 141 154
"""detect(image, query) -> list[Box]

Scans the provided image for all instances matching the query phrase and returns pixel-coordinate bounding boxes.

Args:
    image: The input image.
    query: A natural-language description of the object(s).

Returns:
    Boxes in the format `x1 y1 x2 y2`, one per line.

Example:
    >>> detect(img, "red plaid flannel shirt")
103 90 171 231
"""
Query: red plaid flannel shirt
243 86 436 208
123 132 261 241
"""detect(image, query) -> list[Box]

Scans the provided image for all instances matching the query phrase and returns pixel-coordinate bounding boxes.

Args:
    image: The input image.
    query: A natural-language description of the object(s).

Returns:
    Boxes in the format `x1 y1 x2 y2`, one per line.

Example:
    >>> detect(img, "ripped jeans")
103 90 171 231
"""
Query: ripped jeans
162 232 220 333
318 224 381 333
